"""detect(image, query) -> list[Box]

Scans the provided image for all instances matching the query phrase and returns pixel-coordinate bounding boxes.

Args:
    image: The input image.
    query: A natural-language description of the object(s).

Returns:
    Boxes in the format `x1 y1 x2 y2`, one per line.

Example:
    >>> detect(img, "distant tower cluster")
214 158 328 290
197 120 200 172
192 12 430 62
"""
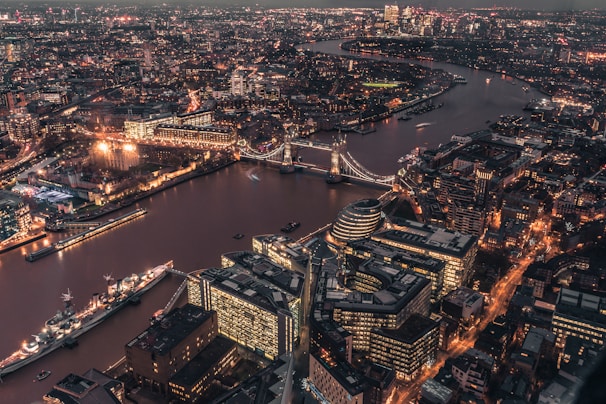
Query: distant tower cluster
384 5 399 24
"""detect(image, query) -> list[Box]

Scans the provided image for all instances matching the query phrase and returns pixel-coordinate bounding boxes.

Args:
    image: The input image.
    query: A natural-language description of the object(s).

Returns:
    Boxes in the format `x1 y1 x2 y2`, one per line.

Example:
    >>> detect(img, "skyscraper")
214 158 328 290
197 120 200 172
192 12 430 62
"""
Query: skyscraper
384 5 399 24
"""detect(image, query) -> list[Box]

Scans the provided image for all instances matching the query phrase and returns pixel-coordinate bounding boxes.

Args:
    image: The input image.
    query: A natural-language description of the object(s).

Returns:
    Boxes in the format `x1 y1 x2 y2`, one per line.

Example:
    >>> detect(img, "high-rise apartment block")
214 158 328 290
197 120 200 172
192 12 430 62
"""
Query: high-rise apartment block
384 5 399 24
187 251 303 360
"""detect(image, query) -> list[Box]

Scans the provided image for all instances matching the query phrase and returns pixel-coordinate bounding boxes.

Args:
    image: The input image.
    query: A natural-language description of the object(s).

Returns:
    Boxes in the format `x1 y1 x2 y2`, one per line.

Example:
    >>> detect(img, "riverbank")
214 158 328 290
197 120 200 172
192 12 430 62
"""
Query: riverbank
27 209 147 262
338 37 552 97
0 232 47 256
0 36 542 402
66 158 237 223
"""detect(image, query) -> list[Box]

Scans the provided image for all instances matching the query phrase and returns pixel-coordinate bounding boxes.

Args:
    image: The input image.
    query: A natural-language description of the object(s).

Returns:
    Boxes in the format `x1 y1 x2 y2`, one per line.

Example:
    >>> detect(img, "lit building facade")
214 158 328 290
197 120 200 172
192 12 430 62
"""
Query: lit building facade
153 125 236 149
179 110 213 126
0 190 32 242
92 141 140 171
252 234 309 272
0 38 24 63
372 220 478 297
188 252 303 360
168 335 238 402
369 314 439 381
551 288 606 347
332 262 431 351
124 113 176 139
384 5 399 24
343 238 445 303
331 199 383 242
2 112 40 143
231 70 248 96
309 352 365 404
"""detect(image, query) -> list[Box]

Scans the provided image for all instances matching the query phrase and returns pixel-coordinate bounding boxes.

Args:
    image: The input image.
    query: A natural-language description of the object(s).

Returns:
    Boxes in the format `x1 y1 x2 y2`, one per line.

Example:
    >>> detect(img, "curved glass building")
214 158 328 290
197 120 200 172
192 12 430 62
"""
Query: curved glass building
331 198 383 242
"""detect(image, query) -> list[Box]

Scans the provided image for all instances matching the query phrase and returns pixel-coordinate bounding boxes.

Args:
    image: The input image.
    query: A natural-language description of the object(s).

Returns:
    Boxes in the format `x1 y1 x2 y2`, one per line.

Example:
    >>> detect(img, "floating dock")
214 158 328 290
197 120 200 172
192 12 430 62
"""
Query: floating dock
26 209 147 262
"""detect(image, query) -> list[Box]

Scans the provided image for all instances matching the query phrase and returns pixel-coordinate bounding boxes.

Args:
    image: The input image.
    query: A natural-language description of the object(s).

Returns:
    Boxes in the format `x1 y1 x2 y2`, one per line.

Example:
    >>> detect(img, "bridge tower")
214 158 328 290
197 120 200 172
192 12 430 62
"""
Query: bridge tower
326 136 344 184
280 126 296 173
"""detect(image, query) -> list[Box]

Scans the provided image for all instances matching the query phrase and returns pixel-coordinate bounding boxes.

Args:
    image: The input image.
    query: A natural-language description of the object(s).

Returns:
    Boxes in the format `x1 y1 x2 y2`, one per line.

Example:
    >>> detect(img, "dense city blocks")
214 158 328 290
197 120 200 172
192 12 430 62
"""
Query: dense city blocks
1 3 606 404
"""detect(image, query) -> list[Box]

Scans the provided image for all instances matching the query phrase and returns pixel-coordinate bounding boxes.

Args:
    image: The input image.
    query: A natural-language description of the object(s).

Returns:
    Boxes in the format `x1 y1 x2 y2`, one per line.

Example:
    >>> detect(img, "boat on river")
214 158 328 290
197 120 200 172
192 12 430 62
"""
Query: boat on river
35 370 51 381
281 222 300 233
0 261 172 379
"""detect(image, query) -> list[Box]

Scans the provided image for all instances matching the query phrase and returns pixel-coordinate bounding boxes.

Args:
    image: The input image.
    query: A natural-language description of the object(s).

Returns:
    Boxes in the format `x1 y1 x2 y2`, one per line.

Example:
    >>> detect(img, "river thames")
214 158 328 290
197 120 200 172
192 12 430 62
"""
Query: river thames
0 39 542 402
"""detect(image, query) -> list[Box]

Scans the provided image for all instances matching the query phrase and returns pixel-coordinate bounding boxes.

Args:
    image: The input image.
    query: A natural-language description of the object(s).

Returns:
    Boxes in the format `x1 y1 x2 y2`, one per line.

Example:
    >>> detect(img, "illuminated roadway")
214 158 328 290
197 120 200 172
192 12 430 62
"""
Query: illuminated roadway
390 251 538 404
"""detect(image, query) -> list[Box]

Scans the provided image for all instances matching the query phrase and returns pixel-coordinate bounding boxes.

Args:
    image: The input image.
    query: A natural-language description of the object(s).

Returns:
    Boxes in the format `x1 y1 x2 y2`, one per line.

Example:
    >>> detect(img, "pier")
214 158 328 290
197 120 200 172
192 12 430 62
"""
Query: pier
26 209 147 262
45 221 102 232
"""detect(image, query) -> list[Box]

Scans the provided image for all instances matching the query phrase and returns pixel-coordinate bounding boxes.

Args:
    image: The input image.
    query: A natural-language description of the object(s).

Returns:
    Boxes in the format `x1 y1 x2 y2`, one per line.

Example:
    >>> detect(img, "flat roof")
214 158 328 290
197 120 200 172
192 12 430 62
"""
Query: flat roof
346 238 445 272
372 220 477 258
372 314 438 344
170 335 236 387
197 252 302 314
443 287 483 307
127 304 214 355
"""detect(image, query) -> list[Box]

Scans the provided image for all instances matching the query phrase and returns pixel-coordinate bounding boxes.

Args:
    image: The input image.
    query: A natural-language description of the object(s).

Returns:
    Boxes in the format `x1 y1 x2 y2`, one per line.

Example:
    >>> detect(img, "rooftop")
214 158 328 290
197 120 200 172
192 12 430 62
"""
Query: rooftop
311 352 366 396
372 220 477 258
126 304 215 355
332 264 430 314
346 238 445 273
170 335 236 387
372 313 438 344
198 252 302 314
443 286 483 307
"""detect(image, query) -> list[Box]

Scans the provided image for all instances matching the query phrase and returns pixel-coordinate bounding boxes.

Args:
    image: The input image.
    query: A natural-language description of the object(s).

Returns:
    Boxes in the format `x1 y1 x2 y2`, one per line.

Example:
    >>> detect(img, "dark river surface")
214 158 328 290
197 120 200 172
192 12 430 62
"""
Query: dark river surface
0 39 543 402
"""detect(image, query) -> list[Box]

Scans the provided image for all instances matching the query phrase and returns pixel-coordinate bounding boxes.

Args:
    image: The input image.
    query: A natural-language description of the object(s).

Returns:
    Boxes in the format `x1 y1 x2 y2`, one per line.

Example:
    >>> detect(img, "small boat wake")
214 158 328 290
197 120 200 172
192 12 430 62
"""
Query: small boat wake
416 122 436 129
245 168 261 182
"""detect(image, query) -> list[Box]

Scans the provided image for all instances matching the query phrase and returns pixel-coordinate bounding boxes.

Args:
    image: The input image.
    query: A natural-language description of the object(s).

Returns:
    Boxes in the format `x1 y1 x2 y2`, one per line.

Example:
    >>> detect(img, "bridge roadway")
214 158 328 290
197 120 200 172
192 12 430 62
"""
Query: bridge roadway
290 138 333 151
239 139 398 189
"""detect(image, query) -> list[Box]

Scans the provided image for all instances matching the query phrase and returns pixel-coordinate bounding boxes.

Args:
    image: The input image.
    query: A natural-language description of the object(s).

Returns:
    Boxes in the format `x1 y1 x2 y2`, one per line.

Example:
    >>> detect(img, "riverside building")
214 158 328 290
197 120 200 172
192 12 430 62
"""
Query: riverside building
123 109 213 140
125 305 219 397
252 234 309 272
187 251 303 360
0 190 32 242
331 199 383 242
153 124 236 149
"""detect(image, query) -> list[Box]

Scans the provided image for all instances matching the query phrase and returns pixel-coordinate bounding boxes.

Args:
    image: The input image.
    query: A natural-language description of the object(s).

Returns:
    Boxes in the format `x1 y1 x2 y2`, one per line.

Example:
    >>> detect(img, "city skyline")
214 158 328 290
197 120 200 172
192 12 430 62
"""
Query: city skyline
0 0 605 11
1 3 606 402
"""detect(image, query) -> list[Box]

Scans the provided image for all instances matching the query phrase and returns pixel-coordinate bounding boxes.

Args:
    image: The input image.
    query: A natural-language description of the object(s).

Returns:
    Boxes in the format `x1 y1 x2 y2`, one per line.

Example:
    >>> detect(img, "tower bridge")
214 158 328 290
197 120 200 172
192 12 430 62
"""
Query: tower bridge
237 129 418 191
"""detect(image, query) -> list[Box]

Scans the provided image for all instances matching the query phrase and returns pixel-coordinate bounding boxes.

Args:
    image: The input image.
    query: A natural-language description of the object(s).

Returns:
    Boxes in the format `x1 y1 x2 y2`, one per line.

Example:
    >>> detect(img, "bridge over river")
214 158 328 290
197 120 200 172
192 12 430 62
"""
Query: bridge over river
237 128 417 191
